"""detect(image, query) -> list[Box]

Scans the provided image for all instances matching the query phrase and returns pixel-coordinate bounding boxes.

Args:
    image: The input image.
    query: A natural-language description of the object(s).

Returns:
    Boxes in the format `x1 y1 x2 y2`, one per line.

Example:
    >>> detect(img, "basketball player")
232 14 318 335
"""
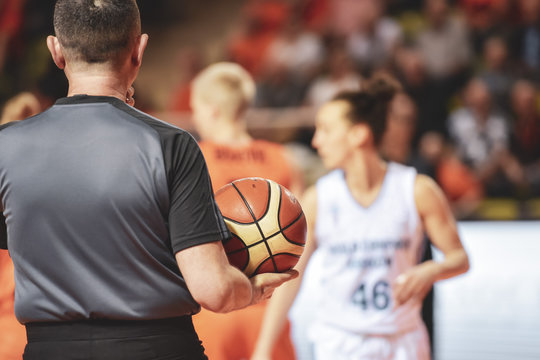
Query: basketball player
0 252 26 360
252 74 470 360
0 1 296 359
189 62 303 360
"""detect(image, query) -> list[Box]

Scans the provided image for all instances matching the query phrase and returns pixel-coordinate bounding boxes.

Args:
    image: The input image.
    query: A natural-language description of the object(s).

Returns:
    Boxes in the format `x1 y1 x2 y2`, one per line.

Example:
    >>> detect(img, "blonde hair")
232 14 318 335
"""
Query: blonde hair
0 92 41 125
191 62 255 118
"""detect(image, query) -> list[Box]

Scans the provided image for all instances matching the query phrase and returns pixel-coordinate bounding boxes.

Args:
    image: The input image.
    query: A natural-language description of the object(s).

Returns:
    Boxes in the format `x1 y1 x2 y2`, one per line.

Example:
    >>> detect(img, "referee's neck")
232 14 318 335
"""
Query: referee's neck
66 71 130 103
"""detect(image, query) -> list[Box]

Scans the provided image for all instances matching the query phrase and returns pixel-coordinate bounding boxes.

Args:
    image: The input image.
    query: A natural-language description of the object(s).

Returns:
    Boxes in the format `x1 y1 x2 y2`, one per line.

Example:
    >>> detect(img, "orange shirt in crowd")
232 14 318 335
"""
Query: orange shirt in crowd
0 251 26 360
193 139 299 360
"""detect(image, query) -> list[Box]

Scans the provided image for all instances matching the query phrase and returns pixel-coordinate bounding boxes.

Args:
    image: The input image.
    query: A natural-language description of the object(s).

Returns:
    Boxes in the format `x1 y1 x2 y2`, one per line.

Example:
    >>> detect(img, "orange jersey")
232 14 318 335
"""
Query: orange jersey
195 139 297 360
194 302 296 360
199 139 293 191
0 252 26 360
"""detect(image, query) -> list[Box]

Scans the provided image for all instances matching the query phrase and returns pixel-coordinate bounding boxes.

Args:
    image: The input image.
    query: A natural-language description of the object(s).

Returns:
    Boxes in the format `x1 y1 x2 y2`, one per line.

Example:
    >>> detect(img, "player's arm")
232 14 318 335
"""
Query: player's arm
176 243 296 313
283 146 305 197
251 185 318 360
394 174 470 306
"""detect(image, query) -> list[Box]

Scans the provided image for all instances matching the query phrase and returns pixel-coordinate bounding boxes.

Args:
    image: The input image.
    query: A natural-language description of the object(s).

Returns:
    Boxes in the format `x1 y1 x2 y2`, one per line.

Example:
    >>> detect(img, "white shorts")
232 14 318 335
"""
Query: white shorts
309 323 431 360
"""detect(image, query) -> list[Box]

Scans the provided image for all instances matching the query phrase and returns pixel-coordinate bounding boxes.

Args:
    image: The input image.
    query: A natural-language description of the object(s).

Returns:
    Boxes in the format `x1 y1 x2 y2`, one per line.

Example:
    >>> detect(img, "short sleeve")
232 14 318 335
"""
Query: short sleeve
0 212 7 250
165 133 231 254
0 122 14 250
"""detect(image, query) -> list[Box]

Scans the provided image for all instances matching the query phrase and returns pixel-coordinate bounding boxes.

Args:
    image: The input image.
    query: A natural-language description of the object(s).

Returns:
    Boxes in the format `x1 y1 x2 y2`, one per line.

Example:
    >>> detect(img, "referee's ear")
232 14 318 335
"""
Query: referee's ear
47 36 66 70
131 33 148 68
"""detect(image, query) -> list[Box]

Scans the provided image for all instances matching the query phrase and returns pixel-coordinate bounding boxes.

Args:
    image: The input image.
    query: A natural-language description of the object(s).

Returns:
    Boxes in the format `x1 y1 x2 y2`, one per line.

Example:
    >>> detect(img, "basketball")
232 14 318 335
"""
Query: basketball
215 177 306 277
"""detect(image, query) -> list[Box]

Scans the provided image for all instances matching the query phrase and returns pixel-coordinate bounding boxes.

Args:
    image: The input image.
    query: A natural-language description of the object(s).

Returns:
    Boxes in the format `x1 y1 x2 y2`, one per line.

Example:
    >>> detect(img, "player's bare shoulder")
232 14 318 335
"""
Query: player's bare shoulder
414 174 451 217
300 185 318 225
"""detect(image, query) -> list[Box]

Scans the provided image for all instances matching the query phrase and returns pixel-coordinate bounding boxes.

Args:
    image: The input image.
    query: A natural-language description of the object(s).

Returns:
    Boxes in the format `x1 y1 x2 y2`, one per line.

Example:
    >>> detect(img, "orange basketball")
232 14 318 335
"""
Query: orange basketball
215 177 306 277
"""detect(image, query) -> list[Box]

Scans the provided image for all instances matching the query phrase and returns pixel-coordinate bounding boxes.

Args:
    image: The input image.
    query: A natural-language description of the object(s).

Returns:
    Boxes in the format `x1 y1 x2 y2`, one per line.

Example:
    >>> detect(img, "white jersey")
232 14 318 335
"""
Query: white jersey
310 163 425 336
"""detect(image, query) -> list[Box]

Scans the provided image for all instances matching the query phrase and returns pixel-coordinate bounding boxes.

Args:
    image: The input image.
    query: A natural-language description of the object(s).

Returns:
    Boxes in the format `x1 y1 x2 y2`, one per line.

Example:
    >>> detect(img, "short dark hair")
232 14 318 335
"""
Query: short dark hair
333 74 402 145
53 0 141 64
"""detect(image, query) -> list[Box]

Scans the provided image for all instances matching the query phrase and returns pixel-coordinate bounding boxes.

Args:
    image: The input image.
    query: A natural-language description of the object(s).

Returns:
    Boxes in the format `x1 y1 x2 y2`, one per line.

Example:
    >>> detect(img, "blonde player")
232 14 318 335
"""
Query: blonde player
190 62 303 195
190 62 303 360
252 75 469 360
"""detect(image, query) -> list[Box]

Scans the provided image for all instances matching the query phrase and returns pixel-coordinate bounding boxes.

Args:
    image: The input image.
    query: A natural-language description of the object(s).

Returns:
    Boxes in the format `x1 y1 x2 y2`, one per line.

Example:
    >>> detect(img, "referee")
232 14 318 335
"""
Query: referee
0 1 296 359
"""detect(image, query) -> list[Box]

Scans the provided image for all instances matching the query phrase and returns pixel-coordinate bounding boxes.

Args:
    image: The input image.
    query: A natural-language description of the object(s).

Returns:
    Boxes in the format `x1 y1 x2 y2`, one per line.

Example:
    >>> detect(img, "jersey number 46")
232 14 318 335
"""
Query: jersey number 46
351 280 390 310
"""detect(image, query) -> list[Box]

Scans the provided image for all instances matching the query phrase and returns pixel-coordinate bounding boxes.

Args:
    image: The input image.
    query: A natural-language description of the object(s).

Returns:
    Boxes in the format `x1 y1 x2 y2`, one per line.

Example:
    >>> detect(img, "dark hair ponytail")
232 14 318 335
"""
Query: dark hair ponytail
333 73 402 145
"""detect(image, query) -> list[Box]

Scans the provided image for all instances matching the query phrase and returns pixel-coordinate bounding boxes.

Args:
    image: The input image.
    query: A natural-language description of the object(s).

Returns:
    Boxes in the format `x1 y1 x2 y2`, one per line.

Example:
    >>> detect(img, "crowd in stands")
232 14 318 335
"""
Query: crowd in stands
182 0 540 219
2 0 540 220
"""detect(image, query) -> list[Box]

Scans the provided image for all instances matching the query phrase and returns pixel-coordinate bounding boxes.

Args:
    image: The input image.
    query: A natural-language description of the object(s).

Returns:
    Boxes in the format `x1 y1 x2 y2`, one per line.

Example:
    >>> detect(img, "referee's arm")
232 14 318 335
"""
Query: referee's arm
167 133 296 313
176 242 251 313
176 242 296 314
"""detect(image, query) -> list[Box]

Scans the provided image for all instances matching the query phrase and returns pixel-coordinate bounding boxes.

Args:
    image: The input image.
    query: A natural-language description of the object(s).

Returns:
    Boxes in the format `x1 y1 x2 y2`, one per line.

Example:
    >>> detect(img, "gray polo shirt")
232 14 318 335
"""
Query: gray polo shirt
0 95 230 324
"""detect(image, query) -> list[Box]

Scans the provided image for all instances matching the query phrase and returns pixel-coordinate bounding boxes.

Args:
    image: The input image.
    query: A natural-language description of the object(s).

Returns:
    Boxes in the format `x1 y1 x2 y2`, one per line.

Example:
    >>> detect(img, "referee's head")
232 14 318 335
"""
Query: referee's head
46 0 147 86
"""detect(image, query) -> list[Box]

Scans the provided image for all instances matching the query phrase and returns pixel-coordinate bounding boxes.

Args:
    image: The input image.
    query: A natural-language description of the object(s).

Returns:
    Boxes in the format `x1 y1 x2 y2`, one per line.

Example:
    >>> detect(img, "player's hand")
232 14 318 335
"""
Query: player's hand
393 262 436 306
250 270 299 305
126 86 135 106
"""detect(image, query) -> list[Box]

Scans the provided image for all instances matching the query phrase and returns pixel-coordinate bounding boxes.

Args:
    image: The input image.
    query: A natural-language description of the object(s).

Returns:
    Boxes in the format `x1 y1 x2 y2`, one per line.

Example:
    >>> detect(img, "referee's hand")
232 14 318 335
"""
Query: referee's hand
250 270 299 305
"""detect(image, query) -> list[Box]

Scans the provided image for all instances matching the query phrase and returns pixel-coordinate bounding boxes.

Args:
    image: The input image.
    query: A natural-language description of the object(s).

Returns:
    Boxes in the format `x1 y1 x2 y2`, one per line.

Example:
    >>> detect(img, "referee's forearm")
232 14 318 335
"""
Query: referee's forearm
199 266 252 313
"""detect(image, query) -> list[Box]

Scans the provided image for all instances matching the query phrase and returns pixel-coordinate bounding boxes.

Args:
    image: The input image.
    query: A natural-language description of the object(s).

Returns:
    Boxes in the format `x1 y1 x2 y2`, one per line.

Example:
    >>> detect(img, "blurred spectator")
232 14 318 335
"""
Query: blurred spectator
345 0 404 74
226 0 290 77
393 46 454 141
509 0 540 82
2 0 61 105
508 80 540 196
137 0 186 28
380 92 428 168
0 0 24 103
447 78 521 196
426 133 485 218
305 46 363 106
478 35 515 113
296 0 330 32
245 0 291 32
0 0 23 72
380 90 483 217
255 63 307 108
168 47 205 112
21 0 54 40
416 0 472 80
459 0 511 54
18 0 55 89
387 0 424 14
327 0 371 36
33 59 69 108
263 15 325 83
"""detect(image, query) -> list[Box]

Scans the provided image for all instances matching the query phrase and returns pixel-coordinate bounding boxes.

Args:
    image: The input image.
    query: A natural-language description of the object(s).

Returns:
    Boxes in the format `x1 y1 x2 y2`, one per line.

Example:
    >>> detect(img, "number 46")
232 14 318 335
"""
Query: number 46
352 280 391 310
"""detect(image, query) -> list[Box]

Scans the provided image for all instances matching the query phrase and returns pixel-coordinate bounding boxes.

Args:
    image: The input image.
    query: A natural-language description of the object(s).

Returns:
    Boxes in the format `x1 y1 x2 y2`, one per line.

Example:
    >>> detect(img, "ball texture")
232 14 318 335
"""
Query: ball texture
215 177 306 277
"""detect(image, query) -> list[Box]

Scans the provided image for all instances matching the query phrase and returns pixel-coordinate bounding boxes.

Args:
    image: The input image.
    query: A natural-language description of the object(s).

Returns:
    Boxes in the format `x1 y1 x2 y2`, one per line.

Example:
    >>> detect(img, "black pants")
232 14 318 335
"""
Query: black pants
23 316 208 360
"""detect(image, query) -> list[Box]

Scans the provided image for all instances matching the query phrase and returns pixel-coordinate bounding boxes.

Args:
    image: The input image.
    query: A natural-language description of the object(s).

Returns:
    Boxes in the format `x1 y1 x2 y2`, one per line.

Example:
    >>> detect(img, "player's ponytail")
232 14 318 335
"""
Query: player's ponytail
365 72 402 145
365 72 402 107
333 72 402 145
